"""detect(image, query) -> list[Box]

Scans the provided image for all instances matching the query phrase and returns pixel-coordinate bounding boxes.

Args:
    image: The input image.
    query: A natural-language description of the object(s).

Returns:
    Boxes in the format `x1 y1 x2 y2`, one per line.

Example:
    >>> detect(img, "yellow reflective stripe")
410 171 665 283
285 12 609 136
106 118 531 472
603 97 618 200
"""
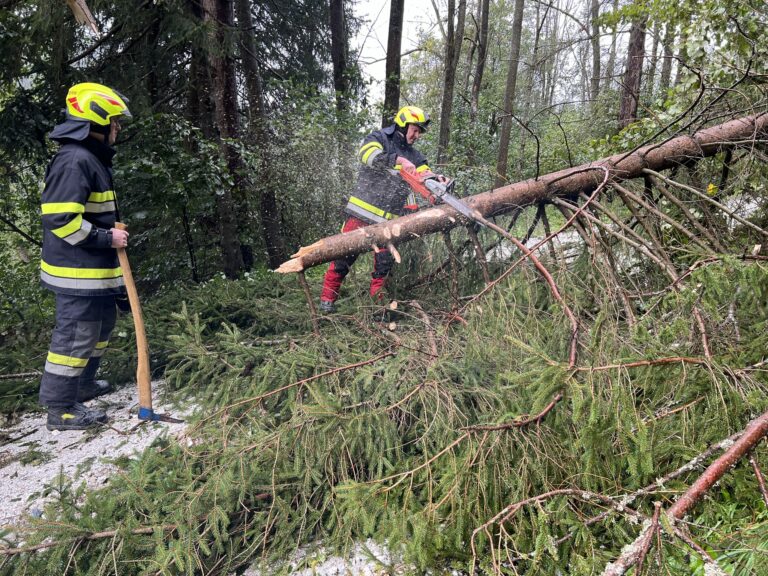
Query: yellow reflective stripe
95 341 109 350
52 214 84 239
87 190 116 203
361 147 381 164
47 351 89 368
416 165 430 173
41 260 122 279
359 142 383 164
349 197 395 220
359 142 382 155
42 202 85 215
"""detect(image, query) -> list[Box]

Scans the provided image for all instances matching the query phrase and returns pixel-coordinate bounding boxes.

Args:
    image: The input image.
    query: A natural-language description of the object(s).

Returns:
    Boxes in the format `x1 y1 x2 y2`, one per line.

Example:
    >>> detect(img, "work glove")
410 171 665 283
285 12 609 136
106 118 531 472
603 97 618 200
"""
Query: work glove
395 156 416 174
115 295 131 313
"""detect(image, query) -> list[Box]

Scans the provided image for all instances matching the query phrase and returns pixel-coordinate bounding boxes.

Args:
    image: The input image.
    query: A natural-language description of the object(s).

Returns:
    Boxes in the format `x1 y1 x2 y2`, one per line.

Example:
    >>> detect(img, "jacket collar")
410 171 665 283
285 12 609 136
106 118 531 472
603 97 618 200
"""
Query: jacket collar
383 124 409 149
57 136 116 167
79 137 117 167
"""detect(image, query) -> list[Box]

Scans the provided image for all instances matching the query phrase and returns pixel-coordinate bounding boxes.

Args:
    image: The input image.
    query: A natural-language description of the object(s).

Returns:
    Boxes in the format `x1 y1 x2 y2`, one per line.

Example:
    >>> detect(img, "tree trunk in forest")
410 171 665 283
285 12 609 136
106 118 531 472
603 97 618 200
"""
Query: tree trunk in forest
659 23 674 95
645 21 660 100
494 0 525 187
605 0 619 88
202 0 244 278
469 0 489 122
526 1 543 116
236 0 287 269
277 114 767 273
329 0 349 112
437 0 466 164
618 17 647 129
673 28 688 87
590 0 600 104
186 0 215 139
383 0 404 127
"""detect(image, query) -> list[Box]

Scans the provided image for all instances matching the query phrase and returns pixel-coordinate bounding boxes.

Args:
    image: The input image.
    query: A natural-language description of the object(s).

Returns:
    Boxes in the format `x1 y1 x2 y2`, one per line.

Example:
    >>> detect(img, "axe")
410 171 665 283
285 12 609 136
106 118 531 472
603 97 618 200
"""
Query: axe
115 222 182 423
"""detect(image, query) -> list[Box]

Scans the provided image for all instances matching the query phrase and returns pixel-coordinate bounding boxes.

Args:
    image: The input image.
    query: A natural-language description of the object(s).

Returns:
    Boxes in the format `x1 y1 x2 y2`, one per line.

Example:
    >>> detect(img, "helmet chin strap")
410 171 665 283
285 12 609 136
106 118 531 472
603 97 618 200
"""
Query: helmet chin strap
90 121 111 139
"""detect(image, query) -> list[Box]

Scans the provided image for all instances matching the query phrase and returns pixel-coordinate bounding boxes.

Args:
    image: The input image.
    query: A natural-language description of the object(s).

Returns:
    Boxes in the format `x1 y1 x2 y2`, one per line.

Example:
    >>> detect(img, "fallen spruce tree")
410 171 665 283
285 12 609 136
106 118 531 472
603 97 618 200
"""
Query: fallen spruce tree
278 113 768 273
2 114 767 575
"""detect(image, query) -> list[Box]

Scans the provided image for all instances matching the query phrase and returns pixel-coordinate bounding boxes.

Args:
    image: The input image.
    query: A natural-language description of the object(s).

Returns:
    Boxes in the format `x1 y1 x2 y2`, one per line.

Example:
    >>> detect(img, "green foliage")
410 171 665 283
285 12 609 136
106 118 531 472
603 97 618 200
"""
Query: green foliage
2 256 766 573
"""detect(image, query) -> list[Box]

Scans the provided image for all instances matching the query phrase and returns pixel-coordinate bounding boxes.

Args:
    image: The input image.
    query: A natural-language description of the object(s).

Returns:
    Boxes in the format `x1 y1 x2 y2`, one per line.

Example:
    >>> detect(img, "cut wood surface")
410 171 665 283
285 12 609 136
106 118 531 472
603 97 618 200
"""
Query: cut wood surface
277 114 767 273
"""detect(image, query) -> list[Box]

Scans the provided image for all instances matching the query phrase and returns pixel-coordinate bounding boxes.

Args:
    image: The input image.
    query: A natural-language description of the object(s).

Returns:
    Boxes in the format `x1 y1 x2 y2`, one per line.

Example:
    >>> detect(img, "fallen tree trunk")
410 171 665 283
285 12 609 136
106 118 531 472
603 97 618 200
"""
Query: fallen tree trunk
277 114 768 273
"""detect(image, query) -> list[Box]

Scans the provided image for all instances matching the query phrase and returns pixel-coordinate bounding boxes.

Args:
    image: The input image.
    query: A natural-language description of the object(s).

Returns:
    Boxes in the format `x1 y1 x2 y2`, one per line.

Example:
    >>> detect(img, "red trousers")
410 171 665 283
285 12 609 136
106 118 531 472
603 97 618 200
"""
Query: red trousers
320 217 394 302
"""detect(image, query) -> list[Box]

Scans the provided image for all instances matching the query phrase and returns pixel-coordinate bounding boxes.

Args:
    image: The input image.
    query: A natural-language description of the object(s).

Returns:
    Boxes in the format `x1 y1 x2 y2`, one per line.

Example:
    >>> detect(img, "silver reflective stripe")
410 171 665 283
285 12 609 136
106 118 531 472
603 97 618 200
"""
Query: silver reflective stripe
91 347 107 357
63 219 93 245
44 361 85 378
85 201 117 213
41 271 125 291
85 202 116 213
345 202 387 223
364 148 382 166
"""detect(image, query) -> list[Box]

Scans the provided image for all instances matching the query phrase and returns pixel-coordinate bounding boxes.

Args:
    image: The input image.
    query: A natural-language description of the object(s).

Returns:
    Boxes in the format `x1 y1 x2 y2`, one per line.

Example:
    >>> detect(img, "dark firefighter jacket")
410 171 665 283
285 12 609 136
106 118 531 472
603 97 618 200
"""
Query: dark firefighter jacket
40 135 125 296
344 124 432 224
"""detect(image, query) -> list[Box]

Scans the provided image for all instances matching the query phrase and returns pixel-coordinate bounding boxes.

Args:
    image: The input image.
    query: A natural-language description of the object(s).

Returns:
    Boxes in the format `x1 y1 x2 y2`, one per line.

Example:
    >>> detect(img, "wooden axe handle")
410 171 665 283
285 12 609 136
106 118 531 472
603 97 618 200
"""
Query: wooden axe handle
115 222 152 412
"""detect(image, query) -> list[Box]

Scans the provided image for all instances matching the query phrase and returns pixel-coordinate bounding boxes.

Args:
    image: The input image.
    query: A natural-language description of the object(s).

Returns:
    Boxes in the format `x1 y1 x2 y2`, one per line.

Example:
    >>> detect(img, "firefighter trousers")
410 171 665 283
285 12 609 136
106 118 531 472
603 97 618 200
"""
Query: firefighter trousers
39 294 117 407
320 217 394 302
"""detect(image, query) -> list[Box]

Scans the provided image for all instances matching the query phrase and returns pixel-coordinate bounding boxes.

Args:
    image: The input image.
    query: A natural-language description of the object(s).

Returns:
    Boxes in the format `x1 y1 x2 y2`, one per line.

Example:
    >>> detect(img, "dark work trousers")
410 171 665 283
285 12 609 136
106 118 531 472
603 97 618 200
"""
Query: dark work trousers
39 294 117 408
320 217 395 302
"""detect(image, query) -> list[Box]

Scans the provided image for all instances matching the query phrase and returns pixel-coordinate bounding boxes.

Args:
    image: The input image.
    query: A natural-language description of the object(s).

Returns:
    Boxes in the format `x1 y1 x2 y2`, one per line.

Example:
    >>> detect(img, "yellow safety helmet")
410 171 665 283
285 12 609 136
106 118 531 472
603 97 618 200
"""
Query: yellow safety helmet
394 105 430 132
65 82 132 126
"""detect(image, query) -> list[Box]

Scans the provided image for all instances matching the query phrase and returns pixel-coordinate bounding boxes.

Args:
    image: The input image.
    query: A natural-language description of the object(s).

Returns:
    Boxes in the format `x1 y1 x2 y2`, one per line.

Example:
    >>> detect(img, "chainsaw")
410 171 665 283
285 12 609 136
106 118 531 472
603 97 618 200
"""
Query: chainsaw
400 169 486 227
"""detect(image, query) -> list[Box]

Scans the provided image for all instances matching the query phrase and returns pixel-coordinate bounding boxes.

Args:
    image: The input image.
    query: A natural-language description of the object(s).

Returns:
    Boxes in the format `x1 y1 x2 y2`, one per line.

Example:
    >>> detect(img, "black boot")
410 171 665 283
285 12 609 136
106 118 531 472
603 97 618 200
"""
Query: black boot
46 405 105 431
76 379 112 402
72 402 108 423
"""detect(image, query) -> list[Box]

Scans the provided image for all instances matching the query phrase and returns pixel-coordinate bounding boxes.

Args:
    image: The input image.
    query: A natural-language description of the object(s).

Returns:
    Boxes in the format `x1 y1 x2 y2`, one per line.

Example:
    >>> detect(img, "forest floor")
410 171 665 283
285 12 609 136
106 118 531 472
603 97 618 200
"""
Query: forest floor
0 385 400 575
0 382 189 528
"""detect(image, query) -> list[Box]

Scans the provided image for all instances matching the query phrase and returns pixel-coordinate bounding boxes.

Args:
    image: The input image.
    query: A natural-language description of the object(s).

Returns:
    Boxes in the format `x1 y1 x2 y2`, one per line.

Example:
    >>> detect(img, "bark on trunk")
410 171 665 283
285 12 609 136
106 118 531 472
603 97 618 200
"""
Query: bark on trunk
236 0 287 269
469 0 489 122
437 0 466 164
659 23 674 95
383 0 404 127
329 0 349 112
590 0 600 104
618 17 647 129
494 0 526 187
277 114 768 273
202 0 244 278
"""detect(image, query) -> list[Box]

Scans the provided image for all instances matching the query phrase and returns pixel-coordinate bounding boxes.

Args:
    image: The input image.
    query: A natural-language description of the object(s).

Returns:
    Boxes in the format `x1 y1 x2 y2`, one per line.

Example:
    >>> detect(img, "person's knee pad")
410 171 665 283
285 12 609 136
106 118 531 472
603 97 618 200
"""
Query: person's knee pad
331 259 351 278
373 251 394 278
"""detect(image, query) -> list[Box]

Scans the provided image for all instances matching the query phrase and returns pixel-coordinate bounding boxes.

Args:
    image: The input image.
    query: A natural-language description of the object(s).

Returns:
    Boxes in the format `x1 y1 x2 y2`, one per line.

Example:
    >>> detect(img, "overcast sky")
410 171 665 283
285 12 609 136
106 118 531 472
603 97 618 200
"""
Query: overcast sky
353 0 438 103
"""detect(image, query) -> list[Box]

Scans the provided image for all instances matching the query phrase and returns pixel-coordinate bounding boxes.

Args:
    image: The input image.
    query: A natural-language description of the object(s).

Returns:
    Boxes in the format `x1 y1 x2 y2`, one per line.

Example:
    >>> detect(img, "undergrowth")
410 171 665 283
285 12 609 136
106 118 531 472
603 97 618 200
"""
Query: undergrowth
2 252 767 575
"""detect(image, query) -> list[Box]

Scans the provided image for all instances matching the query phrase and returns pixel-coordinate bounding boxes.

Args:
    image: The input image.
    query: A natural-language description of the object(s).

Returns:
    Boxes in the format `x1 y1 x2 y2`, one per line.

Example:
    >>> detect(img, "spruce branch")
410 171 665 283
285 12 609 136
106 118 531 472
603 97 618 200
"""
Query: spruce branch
644 168 768 240
470 488 647 575
463 392 564 432
196 349 398 427
602 408 768 575
750 454 768 510
0 524 179 557
575 357 709 372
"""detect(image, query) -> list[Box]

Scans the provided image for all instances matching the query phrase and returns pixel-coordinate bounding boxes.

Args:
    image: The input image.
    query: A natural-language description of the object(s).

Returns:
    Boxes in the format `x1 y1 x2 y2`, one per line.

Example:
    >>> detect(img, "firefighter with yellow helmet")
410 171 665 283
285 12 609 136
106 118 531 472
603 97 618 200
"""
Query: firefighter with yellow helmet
39 82 132 430
319 105 448 313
